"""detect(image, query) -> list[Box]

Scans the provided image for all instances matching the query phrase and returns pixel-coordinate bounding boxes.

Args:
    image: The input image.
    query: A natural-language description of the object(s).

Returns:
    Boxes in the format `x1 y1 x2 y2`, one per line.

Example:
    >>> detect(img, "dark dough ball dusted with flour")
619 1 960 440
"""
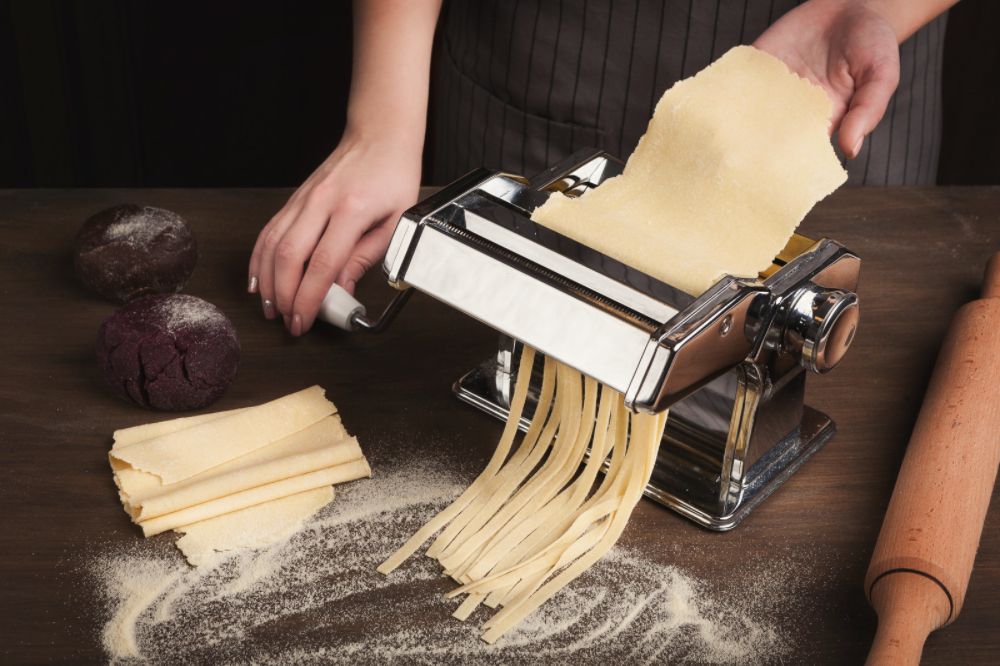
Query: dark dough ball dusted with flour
74 204 197 302
97 294 240 411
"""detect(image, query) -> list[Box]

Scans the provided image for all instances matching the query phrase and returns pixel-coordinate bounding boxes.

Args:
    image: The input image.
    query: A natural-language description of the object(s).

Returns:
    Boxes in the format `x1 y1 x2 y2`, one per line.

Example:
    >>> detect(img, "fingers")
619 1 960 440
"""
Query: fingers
288 199 370 335
839 59 899 159
290 218 395 335
335 221 397 295
249 187 309 296
249 213 281 295
249 140 419 335
254 206 301 320
271 195 337 318
248 225 265 294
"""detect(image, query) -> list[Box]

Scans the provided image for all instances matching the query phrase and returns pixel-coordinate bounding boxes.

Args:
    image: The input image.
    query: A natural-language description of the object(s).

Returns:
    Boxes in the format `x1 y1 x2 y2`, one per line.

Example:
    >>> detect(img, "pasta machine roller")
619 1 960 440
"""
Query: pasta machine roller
321 148 861 530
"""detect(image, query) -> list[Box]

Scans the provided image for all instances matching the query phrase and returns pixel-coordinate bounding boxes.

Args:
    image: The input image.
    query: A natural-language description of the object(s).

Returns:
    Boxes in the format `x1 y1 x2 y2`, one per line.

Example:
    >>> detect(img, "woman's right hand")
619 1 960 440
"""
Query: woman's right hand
248 0 442 337
248 128 422 337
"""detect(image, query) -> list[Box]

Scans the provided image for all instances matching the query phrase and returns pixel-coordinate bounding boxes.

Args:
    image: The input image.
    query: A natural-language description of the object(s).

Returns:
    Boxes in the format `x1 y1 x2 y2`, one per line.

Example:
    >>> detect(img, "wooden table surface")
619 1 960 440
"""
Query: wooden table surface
1 186 999 664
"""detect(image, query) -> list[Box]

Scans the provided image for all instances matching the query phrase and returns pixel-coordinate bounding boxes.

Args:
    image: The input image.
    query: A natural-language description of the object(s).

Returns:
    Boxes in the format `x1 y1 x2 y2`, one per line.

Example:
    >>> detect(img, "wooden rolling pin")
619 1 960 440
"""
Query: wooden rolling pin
865 252 1000 665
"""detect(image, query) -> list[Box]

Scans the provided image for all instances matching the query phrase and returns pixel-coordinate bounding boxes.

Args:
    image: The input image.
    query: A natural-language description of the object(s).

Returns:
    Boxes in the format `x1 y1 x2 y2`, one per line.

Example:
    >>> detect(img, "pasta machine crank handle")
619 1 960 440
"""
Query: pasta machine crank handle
318 283 414 333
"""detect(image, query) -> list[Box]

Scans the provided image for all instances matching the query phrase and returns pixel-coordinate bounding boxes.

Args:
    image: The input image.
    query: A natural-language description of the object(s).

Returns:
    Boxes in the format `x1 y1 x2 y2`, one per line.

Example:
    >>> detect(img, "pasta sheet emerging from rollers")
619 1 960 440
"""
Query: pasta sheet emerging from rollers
532 45 847 295
379 45 846 643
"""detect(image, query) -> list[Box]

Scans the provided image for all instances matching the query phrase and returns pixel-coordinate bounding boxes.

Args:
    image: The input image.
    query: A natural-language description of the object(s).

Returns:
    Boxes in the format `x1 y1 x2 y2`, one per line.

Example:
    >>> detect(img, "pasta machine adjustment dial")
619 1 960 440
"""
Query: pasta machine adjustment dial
782 284 860 374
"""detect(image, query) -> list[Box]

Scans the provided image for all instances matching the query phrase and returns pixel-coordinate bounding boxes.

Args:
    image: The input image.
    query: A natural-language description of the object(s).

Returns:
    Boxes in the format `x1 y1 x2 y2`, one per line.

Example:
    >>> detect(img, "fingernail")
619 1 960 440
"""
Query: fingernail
248 275 258 293
291 314 303 337
262 299 275 319
851 137 863 159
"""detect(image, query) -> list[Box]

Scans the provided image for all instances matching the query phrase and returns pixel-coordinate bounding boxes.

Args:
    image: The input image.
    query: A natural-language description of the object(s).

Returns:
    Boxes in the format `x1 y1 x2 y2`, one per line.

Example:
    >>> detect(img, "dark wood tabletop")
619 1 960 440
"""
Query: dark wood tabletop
1 186 999 665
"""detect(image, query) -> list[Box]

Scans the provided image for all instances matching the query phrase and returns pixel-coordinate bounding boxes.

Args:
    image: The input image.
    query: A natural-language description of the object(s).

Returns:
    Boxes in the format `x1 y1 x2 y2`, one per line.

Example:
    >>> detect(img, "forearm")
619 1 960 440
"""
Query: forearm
347 0 443 149
868 0 958 41
808 0 958 43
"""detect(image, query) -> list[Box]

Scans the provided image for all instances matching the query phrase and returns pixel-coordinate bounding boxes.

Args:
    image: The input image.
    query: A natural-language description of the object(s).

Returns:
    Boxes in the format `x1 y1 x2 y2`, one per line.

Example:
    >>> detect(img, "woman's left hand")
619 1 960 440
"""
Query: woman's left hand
754 0 900 159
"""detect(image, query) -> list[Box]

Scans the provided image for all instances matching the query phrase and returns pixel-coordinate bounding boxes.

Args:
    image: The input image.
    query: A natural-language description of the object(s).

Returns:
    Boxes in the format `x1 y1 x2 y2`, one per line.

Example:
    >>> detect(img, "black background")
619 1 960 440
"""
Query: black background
0 0 997 188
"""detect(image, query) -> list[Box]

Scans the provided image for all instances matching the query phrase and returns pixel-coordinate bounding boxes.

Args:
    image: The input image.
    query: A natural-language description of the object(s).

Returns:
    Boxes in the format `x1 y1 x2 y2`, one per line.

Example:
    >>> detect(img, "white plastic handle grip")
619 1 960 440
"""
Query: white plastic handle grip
318 283 366 331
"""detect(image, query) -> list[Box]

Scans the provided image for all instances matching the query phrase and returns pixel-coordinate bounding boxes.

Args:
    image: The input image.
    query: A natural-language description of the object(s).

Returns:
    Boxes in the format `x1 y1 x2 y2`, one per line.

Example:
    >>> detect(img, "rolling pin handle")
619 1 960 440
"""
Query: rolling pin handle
866 573 950 666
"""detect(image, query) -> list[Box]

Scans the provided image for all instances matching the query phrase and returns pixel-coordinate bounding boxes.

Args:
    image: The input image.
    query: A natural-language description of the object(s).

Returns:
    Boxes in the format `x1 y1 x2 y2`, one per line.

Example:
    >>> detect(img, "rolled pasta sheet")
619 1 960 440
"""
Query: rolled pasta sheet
140 458 371 537
107 386 371 567
111 385 336 485
119 418 355 520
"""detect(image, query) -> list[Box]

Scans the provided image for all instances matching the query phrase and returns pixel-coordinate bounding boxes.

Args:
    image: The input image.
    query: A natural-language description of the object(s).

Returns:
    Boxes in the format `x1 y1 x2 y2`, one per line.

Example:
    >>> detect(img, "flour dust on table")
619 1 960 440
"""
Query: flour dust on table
85 452 826 664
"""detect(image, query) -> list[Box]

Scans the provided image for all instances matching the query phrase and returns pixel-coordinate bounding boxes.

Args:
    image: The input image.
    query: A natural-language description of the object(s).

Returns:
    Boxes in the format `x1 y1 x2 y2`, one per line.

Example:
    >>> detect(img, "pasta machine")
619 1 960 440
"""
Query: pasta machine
321 148 861 530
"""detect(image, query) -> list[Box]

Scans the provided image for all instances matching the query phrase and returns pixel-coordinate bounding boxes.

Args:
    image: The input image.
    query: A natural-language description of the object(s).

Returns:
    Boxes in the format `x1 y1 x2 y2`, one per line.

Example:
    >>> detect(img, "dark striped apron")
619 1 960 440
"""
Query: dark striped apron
427 0 946 186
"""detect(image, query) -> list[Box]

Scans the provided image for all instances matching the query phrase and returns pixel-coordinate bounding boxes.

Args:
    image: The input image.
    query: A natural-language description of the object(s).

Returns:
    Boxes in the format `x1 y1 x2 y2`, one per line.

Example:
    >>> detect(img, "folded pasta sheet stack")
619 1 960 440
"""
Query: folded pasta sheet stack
109 385 371 565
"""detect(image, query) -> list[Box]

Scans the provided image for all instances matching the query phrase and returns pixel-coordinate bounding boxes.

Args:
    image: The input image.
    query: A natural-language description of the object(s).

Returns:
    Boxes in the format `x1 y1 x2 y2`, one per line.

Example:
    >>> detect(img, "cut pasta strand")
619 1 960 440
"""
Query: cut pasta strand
376 346 538 574
378 348 668 643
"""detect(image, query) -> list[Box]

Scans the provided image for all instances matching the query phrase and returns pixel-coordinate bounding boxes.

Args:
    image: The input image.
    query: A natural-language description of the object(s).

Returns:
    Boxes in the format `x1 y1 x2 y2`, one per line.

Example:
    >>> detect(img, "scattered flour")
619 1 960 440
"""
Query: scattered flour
96 556 184 660
155 294 228 333
104 206 183 247
87 457 811 665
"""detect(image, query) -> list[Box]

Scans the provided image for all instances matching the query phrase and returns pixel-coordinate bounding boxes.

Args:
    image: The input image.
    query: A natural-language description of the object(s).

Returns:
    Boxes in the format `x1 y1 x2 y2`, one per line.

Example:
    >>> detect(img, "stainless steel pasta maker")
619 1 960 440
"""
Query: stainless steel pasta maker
321 148 861 530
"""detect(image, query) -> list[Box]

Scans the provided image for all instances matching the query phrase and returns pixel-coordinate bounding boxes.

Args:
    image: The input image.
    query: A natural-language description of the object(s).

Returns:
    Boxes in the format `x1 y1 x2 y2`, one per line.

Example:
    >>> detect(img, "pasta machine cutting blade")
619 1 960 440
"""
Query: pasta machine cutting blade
320 148 861 530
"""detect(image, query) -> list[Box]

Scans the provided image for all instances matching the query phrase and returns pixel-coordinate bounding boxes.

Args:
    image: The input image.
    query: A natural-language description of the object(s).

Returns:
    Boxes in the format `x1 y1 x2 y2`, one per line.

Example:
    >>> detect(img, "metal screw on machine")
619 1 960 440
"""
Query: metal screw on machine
782 284 860 373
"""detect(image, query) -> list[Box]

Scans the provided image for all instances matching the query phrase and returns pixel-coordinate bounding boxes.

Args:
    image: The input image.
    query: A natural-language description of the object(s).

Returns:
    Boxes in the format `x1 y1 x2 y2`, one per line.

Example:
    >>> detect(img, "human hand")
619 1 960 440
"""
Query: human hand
248 130 421 336
754 0 901 159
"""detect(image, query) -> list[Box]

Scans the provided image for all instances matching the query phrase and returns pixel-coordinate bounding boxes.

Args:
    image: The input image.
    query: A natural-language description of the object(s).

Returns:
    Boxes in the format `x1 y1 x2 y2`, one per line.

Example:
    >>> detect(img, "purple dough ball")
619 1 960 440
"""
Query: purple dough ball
74 204 197 302
97 294 240 411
